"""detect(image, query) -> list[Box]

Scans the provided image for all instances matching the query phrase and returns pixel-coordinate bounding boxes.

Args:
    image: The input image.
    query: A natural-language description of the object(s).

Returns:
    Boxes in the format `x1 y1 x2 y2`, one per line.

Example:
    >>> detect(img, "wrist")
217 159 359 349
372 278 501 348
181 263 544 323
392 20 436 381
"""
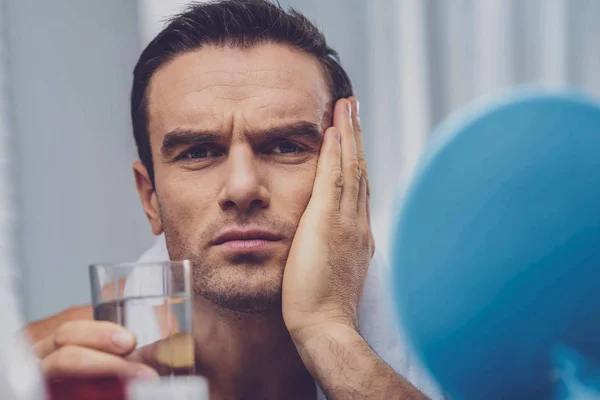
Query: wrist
291 322 379 397
291 321 363 356
285 307 359 345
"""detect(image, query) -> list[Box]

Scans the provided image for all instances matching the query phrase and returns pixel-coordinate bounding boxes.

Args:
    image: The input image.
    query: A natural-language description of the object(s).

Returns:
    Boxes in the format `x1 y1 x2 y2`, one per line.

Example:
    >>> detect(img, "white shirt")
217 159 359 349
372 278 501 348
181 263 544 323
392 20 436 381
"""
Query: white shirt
131 235 443 399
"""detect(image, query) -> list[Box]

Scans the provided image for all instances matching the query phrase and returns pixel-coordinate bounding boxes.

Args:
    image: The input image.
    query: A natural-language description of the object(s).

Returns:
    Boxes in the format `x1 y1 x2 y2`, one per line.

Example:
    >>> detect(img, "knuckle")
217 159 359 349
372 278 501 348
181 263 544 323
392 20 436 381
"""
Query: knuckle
346 160 362 178
329 215 345 230
338 217 353 231
360 173 371 197
52 345 80 369
53 323 75 347
331 168 343 188
358 157 368 174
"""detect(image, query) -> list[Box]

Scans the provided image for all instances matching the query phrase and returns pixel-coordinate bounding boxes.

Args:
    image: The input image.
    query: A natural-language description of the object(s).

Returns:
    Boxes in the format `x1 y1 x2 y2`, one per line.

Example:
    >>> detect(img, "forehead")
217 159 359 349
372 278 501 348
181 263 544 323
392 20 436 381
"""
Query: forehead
146 43 331 139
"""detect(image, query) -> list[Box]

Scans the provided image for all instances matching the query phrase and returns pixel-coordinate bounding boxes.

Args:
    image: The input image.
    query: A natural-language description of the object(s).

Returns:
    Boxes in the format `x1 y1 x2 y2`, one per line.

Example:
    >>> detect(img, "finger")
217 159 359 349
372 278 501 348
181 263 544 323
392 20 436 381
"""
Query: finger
349 98 370 215
128 332 195 375
310 127 342 211
349 97 375 257
333 98 361 215
357 174 368 225
348 97 368 183
34 320 136 359
42 345 158 380
358 174 375 257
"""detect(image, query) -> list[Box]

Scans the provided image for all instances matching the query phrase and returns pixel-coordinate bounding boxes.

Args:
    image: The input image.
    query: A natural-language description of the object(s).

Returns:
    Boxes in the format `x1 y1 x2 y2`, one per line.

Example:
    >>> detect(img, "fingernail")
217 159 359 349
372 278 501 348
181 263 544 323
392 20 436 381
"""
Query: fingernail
355 99 360 115
333 129 341 142
346 101 352 117
111 331 135 350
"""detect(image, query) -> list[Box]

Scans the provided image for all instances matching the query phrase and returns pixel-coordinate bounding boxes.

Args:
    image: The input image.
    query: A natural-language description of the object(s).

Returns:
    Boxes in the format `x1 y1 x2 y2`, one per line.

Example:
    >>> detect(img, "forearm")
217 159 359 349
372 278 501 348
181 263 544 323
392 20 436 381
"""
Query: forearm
294 324 428 400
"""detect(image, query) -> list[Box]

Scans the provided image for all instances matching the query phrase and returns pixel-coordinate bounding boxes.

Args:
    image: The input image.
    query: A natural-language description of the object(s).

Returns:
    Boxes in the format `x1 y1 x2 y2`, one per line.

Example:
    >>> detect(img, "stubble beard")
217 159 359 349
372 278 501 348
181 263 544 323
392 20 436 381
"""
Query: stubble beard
160 208 295 314
190 252 285 313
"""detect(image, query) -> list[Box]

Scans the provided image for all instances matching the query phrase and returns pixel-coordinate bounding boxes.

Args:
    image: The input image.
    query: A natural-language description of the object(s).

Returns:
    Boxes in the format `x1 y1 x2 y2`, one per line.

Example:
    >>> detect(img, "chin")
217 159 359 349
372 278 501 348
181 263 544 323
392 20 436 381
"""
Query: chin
191 259 284 313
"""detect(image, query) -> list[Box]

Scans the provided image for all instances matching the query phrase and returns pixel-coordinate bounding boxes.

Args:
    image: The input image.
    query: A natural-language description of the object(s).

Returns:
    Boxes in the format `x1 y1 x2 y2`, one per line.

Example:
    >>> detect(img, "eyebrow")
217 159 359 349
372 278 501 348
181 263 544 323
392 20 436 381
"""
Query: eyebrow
161 130 221 157
257 121 322 142
160 121 323 156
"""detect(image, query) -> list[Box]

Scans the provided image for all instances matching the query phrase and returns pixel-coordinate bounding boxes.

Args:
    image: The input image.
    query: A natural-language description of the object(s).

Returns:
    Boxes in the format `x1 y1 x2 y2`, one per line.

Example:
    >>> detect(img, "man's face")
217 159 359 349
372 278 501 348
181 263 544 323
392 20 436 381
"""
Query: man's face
136 43 332 312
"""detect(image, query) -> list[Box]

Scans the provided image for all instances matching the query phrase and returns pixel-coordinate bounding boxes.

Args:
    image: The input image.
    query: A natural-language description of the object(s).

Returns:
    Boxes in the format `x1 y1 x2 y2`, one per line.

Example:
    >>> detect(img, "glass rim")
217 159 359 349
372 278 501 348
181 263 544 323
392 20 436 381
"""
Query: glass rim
89 259 191 271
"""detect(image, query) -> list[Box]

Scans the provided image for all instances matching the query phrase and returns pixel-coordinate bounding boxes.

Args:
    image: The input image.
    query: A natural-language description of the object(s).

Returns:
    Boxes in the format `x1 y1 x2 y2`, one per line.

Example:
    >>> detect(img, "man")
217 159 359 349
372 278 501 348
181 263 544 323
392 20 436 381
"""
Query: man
26 1 441 398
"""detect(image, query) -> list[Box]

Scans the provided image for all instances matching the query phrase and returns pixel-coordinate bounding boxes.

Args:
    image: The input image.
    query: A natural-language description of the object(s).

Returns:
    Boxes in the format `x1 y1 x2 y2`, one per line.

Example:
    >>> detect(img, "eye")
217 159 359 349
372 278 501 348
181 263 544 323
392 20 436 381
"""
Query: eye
269 142 306 155
180 146 222 160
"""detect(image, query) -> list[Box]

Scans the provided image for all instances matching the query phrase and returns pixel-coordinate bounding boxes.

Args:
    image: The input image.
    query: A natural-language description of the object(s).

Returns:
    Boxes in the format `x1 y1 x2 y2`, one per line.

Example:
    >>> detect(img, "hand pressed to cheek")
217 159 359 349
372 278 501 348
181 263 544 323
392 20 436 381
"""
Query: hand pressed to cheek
281 97 374 343
286 100 426 398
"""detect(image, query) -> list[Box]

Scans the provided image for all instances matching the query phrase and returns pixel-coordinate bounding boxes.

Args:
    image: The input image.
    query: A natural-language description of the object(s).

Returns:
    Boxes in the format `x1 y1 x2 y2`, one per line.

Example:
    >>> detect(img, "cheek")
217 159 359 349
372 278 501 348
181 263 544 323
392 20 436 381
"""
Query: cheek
267 162 316 223
157 171 219 226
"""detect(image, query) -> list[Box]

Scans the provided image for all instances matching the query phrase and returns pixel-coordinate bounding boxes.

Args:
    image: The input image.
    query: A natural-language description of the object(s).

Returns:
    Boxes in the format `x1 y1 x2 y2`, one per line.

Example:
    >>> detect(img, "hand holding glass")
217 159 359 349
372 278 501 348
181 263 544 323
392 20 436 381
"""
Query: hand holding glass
89 261 195 377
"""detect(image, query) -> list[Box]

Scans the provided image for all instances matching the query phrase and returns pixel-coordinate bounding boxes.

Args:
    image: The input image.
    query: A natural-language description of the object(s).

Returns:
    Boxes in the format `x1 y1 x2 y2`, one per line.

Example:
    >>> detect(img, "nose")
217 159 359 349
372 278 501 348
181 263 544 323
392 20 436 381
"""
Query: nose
217 146 270 213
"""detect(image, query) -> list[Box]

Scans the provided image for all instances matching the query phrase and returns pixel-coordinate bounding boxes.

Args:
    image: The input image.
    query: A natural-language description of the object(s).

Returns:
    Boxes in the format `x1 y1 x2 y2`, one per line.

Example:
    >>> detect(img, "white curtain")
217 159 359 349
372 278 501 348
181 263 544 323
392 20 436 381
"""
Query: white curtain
0 0 19 303
367 0 600 256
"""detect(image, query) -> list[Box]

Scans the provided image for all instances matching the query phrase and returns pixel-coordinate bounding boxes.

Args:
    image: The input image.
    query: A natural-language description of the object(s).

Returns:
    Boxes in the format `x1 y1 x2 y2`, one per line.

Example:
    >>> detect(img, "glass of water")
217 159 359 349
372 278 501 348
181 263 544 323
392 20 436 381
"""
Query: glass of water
89 261 195 377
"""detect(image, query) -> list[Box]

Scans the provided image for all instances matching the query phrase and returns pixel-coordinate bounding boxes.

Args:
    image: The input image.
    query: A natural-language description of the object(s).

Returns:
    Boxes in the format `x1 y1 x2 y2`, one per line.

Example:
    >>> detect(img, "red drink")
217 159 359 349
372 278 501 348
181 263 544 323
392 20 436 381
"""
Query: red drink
46 375 208 399
46 377 126 400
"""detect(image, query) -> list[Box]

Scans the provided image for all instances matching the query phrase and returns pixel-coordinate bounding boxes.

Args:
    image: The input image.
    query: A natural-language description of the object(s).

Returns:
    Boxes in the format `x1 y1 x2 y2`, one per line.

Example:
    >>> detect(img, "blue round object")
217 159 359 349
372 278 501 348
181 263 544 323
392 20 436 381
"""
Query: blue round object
390 88 600 400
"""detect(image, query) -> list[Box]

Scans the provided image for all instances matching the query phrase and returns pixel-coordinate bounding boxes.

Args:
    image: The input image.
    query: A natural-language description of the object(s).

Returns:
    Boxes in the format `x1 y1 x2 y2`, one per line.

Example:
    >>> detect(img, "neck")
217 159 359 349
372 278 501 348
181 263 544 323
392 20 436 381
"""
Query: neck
191 296 316 400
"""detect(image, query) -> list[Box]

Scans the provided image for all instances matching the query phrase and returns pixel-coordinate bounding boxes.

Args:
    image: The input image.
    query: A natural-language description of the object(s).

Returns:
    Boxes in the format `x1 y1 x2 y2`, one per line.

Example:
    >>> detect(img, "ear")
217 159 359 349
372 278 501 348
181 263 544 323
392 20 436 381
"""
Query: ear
133 161 163 235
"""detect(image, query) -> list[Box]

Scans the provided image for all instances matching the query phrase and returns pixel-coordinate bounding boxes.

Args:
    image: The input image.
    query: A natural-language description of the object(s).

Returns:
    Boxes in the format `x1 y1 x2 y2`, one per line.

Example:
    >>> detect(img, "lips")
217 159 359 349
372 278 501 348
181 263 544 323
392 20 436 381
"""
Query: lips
211 228 283 246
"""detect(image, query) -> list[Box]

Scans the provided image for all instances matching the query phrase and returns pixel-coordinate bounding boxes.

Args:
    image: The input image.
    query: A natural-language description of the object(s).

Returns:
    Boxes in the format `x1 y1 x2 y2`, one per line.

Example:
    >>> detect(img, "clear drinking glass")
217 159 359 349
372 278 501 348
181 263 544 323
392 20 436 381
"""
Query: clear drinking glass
89 261 195 377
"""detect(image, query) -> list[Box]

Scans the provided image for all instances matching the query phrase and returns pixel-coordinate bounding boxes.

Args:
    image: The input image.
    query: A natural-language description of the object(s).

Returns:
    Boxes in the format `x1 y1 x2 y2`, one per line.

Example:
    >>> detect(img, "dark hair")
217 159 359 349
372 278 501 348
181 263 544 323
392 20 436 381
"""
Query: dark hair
131 0 353 185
